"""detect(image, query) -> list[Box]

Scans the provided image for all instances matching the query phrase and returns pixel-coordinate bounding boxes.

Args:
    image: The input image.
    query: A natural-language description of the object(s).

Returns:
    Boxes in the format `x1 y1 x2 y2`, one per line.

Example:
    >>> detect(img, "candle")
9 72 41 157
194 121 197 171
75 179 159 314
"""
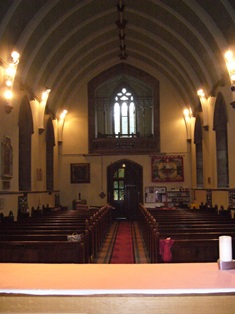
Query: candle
219 236 232 262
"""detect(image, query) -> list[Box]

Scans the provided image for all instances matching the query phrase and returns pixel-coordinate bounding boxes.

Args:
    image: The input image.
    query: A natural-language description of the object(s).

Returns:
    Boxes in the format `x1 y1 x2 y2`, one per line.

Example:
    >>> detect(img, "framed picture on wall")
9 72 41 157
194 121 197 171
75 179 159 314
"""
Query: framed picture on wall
1 136 13 179
152 155 184 182
70 163 90 183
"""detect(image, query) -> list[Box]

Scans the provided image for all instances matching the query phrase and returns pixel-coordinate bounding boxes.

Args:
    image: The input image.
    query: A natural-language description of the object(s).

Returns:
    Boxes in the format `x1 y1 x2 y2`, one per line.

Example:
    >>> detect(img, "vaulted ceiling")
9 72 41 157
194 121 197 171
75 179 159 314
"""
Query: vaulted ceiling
0 0 234 115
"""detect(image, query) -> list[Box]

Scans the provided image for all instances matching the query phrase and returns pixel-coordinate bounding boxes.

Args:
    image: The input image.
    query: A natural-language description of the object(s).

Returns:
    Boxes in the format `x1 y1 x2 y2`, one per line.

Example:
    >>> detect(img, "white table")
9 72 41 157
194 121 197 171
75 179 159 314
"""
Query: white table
1 263 235 313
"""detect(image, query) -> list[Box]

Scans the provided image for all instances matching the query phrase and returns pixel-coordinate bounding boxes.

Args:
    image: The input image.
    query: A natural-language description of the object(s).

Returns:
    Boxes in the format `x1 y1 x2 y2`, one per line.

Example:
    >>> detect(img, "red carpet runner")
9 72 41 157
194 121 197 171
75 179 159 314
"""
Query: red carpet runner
110 221 135 264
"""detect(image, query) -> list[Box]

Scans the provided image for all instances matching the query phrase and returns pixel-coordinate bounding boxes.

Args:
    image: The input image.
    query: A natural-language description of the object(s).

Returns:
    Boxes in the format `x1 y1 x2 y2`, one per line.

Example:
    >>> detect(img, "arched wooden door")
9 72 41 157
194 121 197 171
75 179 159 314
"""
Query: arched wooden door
107 159 143 220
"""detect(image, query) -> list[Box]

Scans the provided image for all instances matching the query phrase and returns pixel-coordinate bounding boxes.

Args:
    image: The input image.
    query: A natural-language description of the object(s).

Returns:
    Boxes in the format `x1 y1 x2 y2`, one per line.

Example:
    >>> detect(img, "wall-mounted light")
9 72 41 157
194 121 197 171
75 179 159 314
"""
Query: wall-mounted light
197 89 205 98
183 108 192 120
224 50 235 91
197 89 209 130
3 90 13 100
183 107 193 142
38 88 51 134
58 109 68 144
4 51 20 86
1 51 20 113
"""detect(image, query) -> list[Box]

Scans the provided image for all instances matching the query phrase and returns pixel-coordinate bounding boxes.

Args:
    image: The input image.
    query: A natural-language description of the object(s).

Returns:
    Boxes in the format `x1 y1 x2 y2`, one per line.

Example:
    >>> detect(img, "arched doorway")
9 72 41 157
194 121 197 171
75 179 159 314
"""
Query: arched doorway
107 159 143 220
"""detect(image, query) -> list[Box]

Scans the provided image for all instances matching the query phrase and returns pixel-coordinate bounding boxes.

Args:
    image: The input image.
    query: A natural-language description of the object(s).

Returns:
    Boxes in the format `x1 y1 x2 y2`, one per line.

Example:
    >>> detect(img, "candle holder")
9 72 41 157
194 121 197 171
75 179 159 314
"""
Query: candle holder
217 259 235 270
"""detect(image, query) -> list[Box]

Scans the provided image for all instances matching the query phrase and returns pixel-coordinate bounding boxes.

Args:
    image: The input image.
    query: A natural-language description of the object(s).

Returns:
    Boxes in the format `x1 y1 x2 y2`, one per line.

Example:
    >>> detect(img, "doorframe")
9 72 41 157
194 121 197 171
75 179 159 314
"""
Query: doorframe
107 159 143 220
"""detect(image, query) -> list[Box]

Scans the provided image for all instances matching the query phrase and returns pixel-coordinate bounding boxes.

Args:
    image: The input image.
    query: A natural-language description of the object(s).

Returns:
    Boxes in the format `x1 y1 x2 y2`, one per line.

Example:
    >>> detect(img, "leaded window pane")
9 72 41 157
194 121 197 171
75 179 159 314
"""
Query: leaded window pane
113 88 136 136
118 168 125 178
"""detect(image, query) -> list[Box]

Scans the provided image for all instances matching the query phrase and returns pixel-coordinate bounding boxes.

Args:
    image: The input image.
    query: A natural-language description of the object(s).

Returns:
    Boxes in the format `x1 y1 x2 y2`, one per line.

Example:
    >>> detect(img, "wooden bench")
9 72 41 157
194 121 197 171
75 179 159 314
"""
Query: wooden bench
169 238 235 263
159 231 235 239
0 204 113 264
0 216 90 256
0 240 85 263
138 204 235 263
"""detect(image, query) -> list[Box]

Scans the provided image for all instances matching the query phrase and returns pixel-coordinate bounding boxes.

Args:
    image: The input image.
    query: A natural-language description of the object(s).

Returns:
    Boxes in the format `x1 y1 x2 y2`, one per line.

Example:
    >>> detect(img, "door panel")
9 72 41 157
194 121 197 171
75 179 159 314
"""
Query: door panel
107 159 143 220
125 185 139 220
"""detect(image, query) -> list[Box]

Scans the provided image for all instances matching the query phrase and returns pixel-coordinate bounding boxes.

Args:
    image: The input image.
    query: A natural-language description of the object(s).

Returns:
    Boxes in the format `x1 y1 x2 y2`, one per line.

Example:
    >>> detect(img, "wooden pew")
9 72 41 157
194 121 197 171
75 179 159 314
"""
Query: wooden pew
0 204 113 264
138 204 235 263
0 241 85 263
159 231 235 239
169 238 235 263
0 218 90 262
138 204 159 263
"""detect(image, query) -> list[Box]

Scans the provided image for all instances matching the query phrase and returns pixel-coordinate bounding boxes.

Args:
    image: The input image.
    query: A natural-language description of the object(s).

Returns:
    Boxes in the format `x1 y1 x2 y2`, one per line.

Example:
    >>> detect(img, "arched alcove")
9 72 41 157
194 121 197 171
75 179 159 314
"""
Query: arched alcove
213 92 228 188
88 63 160 155
46 117 55 191
18 96 34 191
194 115 203 187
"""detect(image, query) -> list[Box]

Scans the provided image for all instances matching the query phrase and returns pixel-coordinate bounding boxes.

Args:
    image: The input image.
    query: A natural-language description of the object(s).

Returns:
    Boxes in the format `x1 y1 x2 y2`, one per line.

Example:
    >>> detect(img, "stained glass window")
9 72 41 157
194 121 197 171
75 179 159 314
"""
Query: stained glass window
113 88 136 136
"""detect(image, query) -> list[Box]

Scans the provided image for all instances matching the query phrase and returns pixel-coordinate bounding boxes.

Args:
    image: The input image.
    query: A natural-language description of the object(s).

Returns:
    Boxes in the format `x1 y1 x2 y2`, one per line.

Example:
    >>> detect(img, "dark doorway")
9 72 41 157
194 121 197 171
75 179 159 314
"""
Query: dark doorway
107 159 143 220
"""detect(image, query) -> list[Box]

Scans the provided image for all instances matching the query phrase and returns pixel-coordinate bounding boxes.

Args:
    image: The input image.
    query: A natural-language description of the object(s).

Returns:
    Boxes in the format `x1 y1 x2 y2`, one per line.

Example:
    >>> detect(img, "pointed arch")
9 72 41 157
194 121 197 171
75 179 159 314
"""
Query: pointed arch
213 92 228 131
107 159 143 220
88 63 160 155
213 92 228 188
18 96 34 191
112 87 136 136
194 116 203 187
194 115 203 145
46 117 55 191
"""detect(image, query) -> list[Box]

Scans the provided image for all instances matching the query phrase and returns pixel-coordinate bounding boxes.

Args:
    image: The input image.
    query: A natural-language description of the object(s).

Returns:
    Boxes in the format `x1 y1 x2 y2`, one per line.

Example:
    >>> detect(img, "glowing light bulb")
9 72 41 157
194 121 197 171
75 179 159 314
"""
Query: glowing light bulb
4 90 13 100
197 89 205 97
11 51 20 64
60 109 68 120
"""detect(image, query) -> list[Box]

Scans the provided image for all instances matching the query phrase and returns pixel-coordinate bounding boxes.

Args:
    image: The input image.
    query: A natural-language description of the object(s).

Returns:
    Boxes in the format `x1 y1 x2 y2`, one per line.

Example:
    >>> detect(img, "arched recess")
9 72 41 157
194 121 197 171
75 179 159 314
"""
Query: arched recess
18 96 34 191
194 115 203 187
46 117 55 191
107 159 143 221
213 92 228 188
88 63 160 155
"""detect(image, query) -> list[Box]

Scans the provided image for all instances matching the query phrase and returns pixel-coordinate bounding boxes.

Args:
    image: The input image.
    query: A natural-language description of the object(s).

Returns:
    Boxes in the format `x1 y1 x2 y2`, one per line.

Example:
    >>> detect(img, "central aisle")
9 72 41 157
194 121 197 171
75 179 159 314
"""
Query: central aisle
95 220 149 263
110 221 134 263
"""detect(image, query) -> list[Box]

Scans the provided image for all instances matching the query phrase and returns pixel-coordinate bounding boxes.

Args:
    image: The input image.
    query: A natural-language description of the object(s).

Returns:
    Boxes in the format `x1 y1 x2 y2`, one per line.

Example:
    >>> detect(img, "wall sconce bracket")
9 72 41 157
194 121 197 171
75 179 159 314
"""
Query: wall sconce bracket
3 102 13 114
38 128 44 134
230 100 235 109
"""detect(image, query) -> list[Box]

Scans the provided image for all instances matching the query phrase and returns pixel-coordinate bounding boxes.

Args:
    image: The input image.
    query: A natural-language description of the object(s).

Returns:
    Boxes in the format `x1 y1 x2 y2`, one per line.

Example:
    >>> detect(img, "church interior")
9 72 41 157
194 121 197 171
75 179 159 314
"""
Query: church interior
1 1 235 313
